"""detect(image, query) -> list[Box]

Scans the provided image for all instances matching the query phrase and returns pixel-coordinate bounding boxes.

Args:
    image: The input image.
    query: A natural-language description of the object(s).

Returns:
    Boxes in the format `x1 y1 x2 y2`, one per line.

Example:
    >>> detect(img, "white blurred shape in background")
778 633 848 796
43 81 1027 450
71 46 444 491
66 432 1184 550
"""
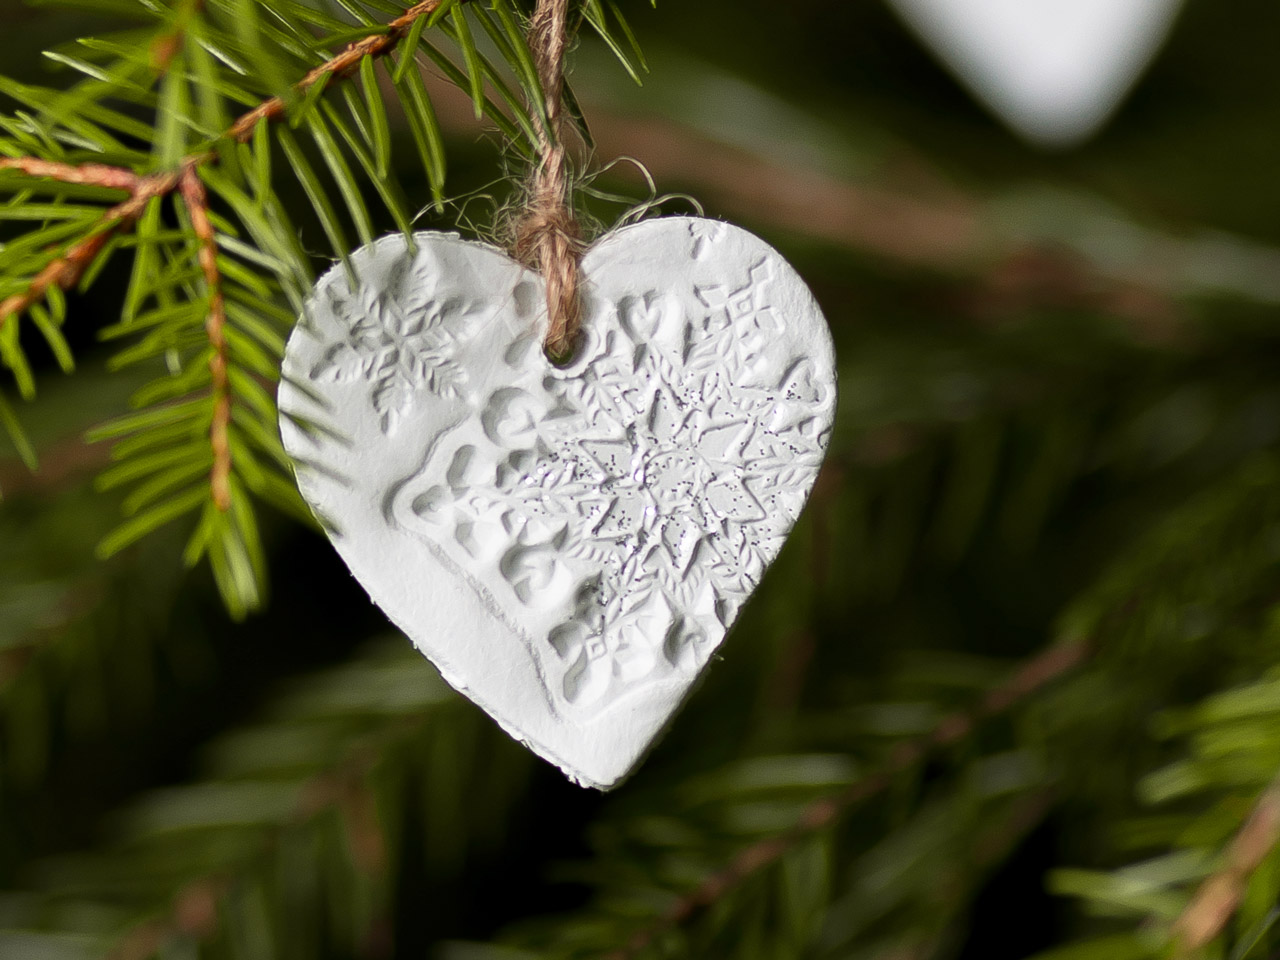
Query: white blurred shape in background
888 0 1184 146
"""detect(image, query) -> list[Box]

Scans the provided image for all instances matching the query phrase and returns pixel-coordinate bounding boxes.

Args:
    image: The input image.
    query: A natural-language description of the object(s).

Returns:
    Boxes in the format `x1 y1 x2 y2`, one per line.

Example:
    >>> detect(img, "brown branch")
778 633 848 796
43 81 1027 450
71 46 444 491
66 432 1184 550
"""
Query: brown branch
605 639 1090 960
180 166 231 512
0 157 142 191
0 0 456 335
0 170 180 330
224 0 458 144
1173 772 1280 956
108 877 228 960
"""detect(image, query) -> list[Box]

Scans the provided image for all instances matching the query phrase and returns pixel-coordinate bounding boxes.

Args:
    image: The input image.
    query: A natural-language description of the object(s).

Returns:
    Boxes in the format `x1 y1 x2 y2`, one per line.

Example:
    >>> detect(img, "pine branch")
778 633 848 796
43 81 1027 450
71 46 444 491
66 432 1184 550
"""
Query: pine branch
602 641 1088 960
0 0 452 612
0 0 464 204
1 0 462 327
0 168 179 338
1027 456 1280 960
0 0 656 611
0 0 586 614
0 157 141 190
1174 772 1280 956
178 166 231 512
0 640 535 960
499 447 1280 960
223 0 470 144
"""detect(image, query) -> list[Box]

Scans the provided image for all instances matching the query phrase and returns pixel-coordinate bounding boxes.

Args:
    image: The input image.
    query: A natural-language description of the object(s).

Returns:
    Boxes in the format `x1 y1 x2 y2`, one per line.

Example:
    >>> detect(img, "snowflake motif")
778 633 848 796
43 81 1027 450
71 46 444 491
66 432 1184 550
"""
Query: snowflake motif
309 262 477 434
405 258 830 711
692 259 782 375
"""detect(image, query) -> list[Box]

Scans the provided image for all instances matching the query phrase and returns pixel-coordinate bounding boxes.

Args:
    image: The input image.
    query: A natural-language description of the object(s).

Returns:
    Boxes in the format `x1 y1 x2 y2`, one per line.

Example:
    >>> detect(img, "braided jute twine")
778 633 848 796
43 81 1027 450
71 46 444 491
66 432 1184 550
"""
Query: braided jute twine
512 0 583 362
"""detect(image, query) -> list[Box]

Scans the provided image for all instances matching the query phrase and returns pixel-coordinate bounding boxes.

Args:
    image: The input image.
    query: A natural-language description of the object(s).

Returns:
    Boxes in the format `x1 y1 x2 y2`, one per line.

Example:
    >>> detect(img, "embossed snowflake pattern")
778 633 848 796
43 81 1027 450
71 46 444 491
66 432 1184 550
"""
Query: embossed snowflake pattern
693 259 782 376
409 256 831 712
309 258 478 434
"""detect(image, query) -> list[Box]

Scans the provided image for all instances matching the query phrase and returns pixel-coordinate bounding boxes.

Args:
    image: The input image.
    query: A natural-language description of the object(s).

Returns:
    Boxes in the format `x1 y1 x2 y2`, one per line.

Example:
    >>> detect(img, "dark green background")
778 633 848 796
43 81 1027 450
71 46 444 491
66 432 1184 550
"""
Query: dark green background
4 1 1280 957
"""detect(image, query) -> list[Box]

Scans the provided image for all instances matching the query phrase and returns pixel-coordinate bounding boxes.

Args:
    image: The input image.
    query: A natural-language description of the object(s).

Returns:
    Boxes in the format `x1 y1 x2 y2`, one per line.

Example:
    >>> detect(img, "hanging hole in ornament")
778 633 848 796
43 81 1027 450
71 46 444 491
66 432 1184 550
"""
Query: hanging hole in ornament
544 326 585 368
544 293 603 371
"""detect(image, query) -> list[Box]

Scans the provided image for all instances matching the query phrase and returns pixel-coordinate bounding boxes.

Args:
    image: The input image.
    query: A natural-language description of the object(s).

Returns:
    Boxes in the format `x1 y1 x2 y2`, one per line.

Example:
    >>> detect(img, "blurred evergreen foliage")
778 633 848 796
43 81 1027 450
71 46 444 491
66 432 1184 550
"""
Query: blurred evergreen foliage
4 0 1280 958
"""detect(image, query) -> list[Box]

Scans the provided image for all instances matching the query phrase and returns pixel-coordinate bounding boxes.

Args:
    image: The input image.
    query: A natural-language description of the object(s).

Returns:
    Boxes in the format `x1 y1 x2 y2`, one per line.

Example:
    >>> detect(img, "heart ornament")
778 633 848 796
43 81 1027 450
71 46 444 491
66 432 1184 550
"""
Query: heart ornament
278 218 836 788
889 0 1183 145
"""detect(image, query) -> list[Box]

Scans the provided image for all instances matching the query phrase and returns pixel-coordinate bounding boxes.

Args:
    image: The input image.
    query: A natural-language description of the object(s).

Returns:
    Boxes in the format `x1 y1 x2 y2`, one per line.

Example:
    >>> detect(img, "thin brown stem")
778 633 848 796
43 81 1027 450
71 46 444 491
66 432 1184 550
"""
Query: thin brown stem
180 166 231 512
0 157 142 191
0 0 456 335
1173 772 1280 957
0 169 180 330
605 639 1090 960
224 0 457 144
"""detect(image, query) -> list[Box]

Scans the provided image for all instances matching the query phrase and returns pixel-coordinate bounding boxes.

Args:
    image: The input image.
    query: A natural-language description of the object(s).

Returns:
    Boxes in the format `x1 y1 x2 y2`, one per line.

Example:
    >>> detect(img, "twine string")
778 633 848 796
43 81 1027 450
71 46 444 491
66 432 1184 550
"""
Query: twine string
513 0 582 361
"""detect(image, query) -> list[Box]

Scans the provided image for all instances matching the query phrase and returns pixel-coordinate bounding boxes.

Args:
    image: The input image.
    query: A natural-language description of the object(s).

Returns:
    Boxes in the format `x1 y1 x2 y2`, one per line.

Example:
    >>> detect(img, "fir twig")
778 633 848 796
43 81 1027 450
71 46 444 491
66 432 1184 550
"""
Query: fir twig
179 166 231 512
0 0 487 614
605 640 1090 960
0 157 142 190
0 169 179 333
0 0 468 402
1173 772 1280 957
0 0 463 336
224 0 471 144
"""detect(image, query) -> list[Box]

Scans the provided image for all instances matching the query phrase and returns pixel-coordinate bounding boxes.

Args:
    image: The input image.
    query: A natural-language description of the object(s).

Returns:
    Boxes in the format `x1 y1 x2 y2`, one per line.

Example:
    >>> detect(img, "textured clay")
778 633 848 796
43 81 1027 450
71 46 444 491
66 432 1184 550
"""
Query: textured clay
279 217 836 788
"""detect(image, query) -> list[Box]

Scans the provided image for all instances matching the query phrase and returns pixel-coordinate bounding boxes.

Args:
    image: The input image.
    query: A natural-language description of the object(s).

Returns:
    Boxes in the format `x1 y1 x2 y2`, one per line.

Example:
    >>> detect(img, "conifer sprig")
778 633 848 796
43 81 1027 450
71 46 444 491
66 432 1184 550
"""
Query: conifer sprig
0 0 645 615
603 641 1091 960
0 639 535 960
1173 772 1280 957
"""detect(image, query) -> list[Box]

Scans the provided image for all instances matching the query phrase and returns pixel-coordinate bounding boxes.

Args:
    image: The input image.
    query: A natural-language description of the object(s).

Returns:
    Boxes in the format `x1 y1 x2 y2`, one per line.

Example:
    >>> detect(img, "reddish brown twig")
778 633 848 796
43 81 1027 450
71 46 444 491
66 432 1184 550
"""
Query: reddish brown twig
224 0 460 144
605 640 1090 960
1173 772 1280 957
0 157 142 191
0 0 456 336
0 169 181 331
180 166 231 511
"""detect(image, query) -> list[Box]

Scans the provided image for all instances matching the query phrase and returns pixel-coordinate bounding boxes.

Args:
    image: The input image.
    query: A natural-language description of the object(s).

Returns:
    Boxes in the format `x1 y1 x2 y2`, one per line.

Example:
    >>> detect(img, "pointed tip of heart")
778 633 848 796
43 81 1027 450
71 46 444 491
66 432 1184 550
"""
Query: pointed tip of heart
505 715 648 792
961 59 1145 147
891 0 1183 147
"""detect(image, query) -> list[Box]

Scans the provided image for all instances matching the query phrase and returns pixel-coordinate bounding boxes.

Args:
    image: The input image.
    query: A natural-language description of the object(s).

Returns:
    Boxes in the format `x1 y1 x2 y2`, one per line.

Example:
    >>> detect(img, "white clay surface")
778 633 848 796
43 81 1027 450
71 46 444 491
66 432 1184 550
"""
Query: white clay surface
889 0 1182 145
278 217 836 789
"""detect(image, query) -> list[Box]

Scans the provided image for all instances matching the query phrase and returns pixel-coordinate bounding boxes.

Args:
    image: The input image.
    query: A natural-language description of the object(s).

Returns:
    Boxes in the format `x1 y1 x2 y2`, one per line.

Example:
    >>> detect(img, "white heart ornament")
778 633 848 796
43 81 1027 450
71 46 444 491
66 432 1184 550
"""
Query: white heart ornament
278 218 836 789
889 0 1183 145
